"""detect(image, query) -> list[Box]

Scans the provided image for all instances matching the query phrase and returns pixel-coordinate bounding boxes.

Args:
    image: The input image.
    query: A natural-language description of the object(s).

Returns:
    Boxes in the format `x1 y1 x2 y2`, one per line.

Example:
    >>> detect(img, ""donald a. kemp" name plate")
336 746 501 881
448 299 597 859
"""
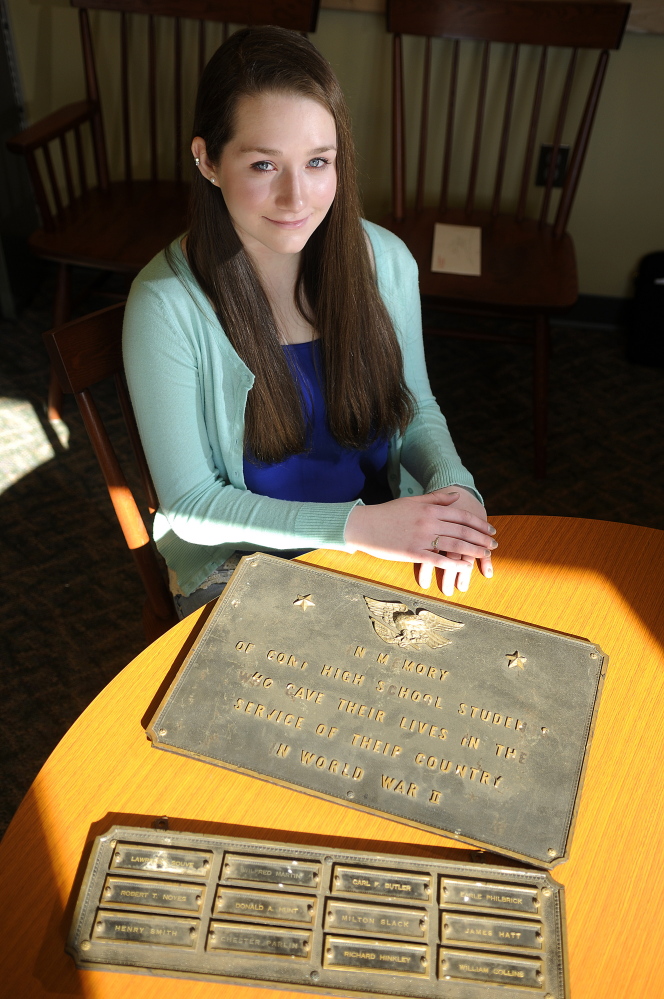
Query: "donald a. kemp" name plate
148 555 607 868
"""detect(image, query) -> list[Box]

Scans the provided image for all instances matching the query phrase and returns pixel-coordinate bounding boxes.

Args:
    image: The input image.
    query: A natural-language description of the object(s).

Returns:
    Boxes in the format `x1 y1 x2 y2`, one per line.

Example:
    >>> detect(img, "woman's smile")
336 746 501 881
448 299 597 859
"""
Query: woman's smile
265 215 312 228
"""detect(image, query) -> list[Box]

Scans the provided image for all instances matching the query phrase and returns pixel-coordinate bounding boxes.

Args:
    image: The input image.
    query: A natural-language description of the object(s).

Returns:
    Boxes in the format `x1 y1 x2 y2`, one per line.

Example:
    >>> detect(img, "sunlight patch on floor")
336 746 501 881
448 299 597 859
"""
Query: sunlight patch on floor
0 397 68 495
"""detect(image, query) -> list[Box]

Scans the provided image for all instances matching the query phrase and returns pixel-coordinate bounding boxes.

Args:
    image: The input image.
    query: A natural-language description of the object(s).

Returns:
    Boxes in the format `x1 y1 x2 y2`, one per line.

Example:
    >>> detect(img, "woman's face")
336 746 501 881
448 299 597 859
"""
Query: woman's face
194 92 337 266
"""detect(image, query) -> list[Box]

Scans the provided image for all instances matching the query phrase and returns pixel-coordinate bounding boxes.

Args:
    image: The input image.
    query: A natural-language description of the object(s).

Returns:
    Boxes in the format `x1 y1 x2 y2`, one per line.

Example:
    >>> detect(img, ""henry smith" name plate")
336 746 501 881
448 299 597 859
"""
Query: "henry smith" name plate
148 555 607 868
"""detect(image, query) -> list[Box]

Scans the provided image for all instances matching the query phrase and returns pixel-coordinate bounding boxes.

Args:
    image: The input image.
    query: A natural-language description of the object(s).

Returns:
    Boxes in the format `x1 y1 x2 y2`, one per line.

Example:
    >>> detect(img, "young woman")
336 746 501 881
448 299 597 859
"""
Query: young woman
123 26 496 620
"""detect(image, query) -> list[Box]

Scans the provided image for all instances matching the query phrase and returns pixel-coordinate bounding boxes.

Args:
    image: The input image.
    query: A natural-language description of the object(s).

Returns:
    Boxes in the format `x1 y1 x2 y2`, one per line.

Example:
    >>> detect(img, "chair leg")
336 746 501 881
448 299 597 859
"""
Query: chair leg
48 264 72 420
533 314 550 479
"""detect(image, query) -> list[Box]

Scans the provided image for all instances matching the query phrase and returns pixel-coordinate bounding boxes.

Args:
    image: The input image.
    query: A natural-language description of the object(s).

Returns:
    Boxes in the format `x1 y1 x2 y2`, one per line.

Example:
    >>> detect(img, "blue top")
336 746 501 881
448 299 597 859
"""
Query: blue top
243 340 390 504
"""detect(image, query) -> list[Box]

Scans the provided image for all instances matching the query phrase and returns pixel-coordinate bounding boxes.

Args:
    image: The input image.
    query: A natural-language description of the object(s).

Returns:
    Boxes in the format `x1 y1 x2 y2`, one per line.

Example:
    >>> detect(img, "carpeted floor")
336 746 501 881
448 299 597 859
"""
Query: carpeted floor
0 265 662 837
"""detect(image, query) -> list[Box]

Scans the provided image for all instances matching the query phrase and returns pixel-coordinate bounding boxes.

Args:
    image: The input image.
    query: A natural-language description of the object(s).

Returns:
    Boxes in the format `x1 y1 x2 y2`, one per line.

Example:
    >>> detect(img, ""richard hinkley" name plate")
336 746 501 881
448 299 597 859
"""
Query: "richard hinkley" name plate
148 555 607 868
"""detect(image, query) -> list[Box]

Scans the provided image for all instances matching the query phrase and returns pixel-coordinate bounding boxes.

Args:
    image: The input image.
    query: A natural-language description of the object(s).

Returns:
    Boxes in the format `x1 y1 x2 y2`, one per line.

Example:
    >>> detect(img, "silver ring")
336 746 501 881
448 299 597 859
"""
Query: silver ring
431 535 441 552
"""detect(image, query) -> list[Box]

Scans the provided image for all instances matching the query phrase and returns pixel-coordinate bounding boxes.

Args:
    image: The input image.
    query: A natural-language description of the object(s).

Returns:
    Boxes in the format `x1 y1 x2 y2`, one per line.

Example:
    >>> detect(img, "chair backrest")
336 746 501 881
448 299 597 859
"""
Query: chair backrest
72 0 321 186
387 0 629 235
43 302 176 636
8 0 320 231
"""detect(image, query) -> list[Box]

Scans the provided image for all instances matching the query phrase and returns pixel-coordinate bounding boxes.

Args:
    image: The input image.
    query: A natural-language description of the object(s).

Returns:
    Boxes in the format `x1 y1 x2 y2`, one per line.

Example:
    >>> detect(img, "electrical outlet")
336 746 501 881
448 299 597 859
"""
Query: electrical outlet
535 144 570 187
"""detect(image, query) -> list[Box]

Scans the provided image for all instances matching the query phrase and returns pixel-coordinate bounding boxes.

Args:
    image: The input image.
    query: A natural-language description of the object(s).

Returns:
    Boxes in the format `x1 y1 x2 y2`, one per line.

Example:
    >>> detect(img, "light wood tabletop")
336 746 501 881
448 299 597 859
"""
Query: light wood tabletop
0 515 662 998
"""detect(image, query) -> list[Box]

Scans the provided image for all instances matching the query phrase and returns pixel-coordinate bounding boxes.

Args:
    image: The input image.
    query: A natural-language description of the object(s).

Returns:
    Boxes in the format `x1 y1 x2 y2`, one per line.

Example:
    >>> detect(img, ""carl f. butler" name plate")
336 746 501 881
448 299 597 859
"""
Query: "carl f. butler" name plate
148 555 607 868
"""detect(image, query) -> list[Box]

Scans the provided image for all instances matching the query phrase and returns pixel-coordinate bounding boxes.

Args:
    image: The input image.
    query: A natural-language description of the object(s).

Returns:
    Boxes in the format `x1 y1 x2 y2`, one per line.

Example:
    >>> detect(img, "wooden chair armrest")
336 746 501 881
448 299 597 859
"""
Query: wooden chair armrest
7 100 97 154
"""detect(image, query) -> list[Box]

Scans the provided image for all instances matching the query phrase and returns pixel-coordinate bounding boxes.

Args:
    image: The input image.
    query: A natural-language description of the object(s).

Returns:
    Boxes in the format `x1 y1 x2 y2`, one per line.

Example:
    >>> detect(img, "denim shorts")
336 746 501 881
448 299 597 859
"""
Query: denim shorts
171 552 243 621
171 549 313 621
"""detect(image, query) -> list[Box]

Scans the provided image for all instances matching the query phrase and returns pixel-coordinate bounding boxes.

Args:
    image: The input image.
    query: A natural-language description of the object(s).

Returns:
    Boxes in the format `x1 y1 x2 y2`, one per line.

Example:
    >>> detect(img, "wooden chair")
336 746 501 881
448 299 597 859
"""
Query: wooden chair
383 0 629 477
8 0 320 420
43 302 178 643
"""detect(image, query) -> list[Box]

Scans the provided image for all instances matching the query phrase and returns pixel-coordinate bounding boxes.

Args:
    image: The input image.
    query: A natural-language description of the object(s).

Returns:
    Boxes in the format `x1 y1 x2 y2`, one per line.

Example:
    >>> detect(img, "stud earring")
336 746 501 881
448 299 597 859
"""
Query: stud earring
194 157 200 167
210 177 215 184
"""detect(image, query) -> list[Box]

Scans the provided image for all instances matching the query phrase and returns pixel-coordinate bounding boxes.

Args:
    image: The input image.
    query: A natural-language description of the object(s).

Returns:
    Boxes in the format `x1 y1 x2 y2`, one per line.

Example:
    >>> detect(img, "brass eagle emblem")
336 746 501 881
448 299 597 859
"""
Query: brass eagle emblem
363 597 464 650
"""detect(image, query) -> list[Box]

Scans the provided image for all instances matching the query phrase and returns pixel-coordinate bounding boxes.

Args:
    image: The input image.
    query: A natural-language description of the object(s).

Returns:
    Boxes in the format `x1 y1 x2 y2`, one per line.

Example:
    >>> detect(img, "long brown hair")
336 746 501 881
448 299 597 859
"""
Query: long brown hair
186 26 413 463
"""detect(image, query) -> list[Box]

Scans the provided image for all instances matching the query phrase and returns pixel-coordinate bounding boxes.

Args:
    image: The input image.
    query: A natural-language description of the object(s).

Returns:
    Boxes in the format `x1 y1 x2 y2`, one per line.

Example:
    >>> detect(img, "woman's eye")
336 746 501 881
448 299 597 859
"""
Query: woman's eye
251 161 274 172
308 157 329 169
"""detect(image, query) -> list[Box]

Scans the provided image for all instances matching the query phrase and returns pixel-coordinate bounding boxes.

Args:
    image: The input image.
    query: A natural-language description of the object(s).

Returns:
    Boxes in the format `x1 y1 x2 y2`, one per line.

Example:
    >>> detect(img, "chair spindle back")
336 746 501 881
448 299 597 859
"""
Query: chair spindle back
12 1 319 231
388 0 629 234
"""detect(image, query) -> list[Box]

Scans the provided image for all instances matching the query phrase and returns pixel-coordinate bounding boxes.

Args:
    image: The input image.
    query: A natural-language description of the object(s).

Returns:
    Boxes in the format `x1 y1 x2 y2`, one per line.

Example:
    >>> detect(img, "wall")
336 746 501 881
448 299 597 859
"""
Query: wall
6 0 664 297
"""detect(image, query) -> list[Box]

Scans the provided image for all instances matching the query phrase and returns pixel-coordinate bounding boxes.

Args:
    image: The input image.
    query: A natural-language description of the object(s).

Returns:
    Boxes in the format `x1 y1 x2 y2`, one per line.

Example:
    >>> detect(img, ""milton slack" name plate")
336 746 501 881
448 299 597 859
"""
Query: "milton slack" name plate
148 555 607 868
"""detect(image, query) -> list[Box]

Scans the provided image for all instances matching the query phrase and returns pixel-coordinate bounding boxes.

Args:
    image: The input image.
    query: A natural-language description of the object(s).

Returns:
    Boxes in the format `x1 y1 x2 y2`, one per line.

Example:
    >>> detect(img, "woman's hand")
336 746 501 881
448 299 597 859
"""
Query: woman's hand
344 488 496 597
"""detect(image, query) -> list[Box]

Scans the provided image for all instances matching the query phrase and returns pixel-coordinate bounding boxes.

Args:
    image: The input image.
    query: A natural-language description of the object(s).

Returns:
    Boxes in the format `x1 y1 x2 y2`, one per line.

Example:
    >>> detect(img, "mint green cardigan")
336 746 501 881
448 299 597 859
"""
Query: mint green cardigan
123 221 479 596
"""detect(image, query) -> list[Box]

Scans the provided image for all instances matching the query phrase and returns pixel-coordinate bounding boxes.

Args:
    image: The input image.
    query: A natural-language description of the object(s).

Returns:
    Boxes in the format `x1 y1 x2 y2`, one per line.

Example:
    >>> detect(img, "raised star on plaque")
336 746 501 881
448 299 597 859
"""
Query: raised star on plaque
293 594 315 611
506 650 527 669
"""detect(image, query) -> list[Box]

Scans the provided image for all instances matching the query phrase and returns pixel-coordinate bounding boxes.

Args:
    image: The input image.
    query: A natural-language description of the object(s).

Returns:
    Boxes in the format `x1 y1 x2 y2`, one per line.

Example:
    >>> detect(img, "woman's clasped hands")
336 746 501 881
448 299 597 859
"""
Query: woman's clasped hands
344 488 497 597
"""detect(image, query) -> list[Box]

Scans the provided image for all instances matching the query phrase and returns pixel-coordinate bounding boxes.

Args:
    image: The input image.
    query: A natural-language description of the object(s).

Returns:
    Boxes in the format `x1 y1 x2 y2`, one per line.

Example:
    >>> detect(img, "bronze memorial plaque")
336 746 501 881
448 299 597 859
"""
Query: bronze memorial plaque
148 555 606 867
69 825 569 996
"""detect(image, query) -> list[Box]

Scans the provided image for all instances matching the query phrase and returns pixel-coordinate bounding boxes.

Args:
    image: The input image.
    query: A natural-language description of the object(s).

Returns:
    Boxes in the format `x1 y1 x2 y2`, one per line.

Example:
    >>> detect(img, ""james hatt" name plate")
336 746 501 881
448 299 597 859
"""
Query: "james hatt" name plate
442 913 543 951
148 555 607 868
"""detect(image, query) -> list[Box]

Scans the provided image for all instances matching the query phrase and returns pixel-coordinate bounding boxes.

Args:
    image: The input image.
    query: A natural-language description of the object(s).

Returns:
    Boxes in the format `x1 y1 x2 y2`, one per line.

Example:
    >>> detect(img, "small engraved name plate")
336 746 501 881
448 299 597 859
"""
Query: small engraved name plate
207 922 311 957
111 844 211 877
324 936 428 975
333 866 431 901
92 910 198 947
440 949 544 988
325 900 427 938
102 877 203 912
222 854 320 887
215 887 315 924
442 913 543 950
441 878 539 914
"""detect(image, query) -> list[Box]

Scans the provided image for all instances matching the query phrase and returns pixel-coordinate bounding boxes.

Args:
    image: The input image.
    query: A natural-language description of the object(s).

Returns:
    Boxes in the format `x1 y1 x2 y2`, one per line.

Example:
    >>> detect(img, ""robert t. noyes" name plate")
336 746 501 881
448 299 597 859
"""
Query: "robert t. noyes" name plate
148 555 607 868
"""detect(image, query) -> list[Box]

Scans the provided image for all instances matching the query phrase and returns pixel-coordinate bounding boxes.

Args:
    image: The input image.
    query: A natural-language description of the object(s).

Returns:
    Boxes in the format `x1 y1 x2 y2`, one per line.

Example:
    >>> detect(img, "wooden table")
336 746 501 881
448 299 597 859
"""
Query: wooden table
1 515 663 998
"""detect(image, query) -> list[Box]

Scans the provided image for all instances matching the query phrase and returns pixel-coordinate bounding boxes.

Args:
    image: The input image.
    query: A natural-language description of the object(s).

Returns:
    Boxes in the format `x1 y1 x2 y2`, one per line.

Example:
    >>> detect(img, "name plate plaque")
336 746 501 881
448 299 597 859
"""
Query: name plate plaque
148 555 606 868
68 825 569 997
